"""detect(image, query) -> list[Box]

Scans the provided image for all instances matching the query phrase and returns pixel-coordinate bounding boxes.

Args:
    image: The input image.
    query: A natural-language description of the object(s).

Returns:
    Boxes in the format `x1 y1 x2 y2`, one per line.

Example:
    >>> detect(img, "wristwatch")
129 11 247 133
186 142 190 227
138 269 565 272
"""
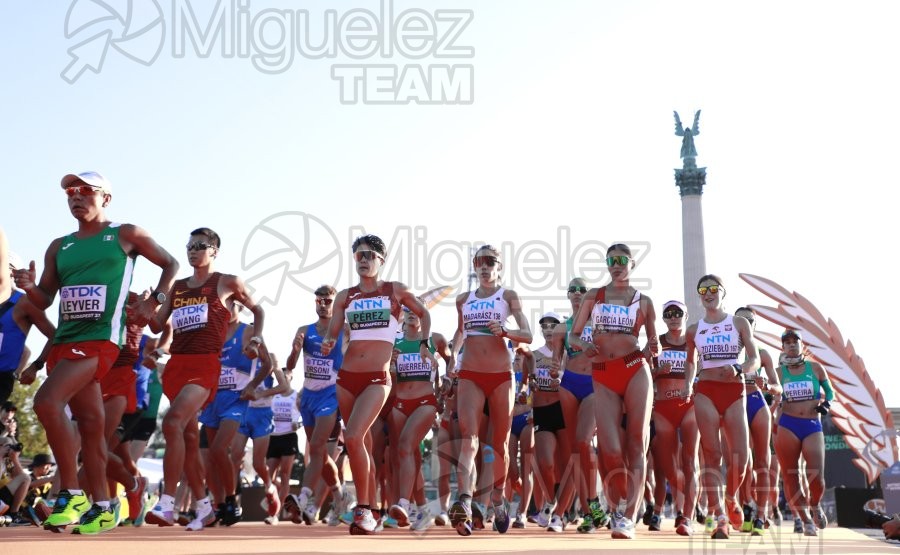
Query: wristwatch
732 363 743 376
249 336 264 345
151 290 167 304
33 359 45 370
419 339 429 348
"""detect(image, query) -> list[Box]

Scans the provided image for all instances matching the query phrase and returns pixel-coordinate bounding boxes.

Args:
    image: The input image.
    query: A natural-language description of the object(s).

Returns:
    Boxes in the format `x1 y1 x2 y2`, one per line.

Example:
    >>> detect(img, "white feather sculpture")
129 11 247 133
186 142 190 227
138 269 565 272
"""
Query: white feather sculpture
740 273 897 484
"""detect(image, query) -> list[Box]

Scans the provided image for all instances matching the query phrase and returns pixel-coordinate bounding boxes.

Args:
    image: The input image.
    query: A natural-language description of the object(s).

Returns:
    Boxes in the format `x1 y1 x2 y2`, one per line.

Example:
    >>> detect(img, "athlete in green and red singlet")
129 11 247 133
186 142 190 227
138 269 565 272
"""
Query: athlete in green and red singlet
13 171 178 535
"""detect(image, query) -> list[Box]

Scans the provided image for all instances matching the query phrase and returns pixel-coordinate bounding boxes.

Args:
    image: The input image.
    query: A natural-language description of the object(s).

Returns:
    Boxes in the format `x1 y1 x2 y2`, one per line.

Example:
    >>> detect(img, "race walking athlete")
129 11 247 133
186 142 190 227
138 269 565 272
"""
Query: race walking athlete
13 171 178 534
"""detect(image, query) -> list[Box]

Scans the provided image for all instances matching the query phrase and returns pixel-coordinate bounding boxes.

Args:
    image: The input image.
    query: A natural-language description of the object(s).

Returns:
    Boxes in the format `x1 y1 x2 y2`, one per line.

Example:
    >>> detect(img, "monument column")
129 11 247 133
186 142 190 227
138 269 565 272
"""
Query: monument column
674 110 707 325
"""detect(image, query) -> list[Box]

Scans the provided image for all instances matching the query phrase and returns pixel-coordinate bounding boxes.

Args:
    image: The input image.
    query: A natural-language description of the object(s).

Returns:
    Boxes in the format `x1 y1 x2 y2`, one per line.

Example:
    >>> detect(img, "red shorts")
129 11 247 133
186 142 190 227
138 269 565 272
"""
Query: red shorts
440 418 452 434
694 380 745 416
393 394 438 418
458 370 512 397
47 340 120 382
336 370 391 399
591 350 647 397
653 397 693 428
100 365 138 413
162 353 221 408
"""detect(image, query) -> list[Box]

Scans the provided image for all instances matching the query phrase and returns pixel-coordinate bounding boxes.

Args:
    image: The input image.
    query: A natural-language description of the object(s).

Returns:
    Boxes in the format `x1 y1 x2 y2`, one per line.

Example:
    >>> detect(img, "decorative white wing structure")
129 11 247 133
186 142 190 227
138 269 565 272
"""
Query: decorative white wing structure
418 285 454 309
740 273 897 484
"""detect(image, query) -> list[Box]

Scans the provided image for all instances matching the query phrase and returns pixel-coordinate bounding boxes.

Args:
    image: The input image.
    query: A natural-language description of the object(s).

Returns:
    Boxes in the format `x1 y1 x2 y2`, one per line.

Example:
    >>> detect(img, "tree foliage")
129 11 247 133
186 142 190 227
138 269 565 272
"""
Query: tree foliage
8 376 49 458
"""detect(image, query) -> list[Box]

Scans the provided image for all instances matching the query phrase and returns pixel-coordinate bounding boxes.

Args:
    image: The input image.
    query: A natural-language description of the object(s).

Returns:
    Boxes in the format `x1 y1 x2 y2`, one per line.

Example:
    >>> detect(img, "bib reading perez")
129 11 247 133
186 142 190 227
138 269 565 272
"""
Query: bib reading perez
343 282 400 343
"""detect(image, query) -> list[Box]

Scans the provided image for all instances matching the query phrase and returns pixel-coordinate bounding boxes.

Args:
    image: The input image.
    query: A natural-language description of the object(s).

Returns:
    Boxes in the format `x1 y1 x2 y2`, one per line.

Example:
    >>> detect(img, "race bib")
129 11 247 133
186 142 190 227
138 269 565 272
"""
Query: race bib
784 380 815 402
593 303 637 334
304 357 334 381
533 365 557 392
346 296 391 330
172 303 209 333
659 350 687 374
60 284 106 321
219 366 236 390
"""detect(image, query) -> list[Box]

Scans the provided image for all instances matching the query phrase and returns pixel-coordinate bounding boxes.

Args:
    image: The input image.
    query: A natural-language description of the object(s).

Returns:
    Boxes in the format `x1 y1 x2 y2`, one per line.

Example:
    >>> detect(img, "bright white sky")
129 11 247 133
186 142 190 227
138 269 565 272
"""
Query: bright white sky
3 0 899 438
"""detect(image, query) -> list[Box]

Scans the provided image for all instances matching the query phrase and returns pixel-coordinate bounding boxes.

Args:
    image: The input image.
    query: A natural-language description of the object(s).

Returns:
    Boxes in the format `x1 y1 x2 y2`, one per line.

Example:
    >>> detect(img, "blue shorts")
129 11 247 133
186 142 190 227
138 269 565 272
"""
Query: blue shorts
511 413 529 437
560 370 593 402
240 406 275 439
778 412 822 442
199 389 248 429
300 385 338 428
746 390 767 425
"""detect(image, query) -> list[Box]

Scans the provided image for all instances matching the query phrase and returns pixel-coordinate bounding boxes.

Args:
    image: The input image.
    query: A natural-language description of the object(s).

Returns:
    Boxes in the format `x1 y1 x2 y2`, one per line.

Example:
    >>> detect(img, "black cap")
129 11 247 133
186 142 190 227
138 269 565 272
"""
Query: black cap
29 453 55 468
781 329 803 343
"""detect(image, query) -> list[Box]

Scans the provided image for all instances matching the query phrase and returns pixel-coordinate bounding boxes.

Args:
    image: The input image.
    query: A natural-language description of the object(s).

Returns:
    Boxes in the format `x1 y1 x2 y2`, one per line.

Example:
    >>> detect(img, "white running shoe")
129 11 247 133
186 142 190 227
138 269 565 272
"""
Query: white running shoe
547 514 564 533
536 501 555 528
612 516 635 539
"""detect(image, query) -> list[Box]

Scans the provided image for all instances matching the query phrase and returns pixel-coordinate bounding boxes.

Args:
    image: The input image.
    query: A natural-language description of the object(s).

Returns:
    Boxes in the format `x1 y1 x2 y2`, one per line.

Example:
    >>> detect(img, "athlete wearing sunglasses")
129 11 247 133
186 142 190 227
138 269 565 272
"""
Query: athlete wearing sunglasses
12 171 178 535
683 274 759 540
567 243 659 539
146 226 267 530
448 244 533 537
550 277 609 532
319 234 435 535
649 299 700 536
284 284 352 526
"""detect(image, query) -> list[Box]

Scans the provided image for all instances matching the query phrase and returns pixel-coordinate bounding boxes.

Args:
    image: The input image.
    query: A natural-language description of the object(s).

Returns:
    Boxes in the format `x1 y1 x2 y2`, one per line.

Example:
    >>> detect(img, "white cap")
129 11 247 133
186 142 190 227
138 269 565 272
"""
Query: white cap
61 171 112 193
7 251 23 271
662 300 687 311
539 311 563 323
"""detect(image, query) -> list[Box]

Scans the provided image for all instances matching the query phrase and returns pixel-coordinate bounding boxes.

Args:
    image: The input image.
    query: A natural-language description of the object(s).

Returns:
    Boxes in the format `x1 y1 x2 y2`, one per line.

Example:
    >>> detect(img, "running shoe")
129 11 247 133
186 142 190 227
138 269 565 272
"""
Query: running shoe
126 477 148 522
339 510 355 525
649 512 661 531
382 516 399 528
44 490 91 530
410 507 433 532
641 503 653 526
185 501 216 532
350 507 378 535
547 514 564 533
612 515 635 539
145 498 175 527
793 517 803 534
741 503 753 532
472 501 486 530
71 504 117 535
389 501 410 527
262 484 281 518
674 513 686 529
512 513 525 529
803 521 817 536
676 519 694 536
813 507 827 529
283 494 304 524
536 501 554 528
492 499 510 534
772 506 782 526
220 497 242 526
751 517 765 536
712 515 729 539
264 515 279 525
434 511 449 526
695 506 706 525
449 499 473 536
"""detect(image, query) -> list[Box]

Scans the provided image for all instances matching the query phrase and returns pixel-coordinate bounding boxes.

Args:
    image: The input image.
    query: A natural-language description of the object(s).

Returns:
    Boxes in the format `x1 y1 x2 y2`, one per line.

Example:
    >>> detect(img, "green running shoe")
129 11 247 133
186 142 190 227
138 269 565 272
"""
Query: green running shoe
44 490 90 531
72 504 117 535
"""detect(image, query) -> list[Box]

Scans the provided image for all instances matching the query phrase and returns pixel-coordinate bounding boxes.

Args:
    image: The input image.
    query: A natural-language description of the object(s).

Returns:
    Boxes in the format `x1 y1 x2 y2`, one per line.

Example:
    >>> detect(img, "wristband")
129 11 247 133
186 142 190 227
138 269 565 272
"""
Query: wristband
732 363 743 376
419 339 429 348
249 336 263 345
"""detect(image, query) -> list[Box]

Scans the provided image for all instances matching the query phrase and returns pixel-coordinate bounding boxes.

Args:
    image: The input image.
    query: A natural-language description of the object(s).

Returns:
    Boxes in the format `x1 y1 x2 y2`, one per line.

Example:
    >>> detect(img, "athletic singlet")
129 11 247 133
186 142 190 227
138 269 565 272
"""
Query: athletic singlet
658 334 688 376
302 323 343 391
271 390 300 435
55 223 135 345
394 336 436 383
780 361 819 403
461 287 510 338
0 291 26 372
564 316 592 359
112 291 144 368
219 322 255 391
532 345 558 392
169 272 231 355
591 288 641 336
344 282 400 343
248 374 275 408
695 314 743 368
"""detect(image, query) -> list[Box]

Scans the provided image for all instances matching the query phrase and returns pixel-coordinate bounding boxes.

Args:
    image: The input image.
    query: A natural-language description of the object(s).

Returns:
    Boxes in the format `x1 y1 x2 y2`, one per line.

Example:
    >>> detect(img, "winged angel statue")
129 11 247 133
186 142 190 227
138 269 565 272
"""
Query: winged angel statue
741 273 898 483
674 110 701 160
